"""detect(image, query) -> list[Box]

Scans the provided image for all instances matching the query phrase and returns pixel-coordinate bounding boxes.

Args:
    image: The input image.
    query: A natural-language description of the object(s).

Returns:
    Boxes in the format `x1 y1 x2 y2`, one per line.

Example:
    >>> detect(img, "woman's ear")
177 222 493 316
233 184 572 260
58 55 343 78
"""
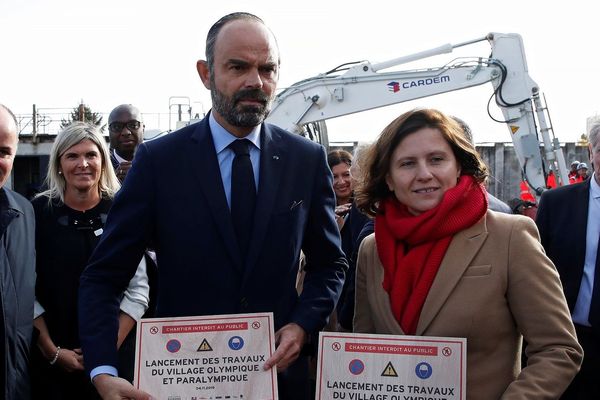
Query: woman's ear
385 173 394 192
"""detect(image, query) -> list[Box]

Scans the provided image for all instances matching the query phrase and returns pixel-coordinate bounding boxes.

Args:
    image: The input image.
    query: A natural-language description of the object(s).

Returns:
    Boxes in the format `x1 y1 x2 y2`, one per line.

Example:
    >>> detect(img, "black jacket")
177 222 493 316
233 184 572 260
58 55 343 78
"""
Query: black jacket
0 188 36 399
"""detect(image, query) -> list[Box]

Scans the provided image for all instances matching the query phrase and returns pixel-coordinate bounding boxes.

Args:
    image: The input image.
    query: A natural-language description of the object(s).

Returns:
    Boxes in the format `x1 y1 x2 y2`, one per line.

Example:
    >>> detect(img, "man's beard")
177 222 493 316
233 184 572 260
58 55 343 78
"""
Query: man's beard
210 82 274 128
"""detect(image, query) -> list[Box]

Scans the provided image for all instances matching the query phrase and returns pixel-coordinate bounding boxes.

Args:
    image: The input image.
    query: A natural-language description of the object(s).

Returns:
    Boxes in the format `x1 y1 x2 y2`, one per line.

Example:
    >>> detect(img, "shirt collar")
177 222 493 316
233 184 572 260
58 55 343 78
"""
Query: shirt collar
209 112 261 154
112 148 129 164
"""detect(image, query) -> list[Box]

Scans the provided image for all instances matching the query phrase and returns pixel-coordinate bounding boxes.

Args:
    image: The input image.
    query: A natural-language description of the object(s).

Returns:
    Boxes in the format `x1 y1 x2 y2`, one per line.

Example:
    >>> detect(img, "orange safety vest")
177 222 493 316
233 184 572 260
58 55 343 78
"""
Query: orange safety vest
546 171 557 189
519 181 536 203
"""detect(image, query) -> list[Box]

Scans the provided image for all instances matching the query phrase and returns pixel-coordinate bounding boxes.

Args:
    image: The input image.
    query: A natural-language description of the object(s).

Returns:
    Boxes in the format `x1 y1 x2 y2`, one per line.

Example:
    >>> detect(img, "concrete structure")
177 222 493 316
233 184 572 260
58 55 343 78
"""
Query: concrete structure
477 142 590 203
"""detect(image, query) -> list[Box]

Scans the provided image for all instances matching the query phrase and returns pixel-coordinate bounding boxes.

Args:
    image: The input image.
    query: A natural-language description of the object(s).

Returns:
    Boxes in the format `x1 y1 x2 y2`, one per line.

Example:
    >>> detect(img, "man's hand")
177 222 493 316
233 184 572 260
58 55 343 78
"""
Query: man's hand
93 374 153 400
56 347 84 372
334 203 352 230
334 203 352 217
263 323 307 372
116 161 132 181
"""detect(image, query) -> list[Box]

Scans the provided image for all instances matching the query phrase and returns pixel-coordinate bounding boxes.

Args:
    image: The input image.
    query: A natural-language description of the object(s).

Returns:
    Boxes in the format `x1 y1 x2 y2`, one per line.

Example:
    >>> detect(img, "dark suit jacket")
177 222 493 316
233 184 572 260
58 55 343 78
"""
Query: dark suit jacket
536 179 591 323
0 188 36 400
79 116 347 374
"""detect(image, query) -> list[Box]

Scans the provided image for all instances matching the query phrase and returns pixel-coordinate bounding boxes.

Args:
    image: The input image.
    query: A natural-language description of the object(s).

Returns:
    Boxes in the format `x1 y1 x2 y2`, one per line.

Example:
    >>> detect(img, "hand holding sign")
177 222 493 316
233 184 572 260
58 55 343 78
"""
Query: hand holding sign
264 322 307 372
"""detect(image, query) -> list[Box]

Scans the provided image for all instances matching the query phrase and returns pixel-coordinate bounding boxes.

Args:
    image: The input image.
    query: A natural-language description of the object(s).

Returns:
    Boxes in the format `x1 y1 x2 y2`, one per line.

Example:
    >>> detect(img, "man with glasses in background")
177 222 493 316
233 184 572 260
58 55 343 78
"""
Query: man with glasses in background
107 104 144 182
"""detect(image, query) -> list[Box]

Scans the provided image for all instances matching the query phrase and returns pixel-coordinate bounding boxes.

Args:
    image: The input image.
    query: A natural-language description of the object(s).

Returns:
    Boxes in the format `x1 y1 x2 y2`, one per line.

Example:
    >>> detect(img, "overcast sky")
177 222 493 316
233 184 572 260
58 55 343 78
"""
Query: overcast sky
1 0 598 144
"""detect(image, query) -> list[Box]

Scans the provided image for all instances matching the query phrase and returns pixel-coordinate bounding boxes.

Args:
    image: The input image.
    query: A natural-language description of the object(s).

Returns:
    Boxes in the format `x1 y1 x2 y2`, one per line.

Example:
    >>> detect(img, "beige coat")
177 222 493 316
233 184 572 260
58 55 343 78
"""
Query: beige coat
354 211 582 399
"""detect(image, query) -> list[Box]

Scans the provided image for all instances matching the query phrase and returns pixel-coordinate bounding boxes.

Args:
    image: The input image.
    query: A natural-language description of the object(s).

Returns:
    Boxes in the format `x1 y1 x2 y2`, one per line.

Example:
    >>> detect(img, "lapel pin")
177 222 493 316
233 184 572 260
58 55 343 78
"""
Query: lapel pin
272 155 280 160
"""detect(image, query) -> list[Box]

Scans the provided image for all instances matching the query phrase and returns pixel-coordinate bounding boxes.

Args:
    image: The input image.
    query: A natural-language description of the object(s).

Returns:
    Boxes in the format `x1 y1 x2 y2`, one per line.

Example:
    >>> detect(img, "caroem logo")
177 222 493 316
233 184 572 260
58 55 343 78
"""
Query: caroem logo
387 81 401 93
388 76 450 92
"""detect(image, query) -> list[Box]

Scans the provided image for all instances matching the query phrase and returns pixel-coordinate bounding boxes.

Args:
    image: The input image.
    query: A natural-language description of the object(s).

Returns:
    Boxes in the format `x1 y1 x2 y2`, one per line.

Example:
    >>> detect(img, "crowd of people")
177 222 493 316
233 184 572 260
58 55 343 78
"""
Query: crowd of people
0 11 598 400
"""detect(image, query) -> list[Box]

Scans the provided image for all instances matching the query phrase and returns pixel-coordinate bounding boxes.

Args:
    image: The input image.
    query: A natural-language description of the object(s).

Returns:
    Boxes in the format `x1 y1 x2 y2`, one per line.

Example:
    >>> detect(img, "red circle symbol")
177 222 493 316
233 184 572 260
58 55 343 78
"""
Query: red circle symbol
442 347 452 357
150 326 159 334
332 342 341 351
252 321 261 329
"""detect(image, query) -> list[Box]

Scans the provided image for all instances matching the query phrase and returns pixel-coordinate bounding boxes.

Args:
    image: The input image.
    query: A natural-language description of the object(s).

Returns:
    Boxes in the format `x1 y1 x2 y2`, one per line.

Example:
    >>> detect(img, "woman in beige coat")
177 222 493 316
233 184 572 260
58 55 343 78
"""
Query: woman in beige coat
353 109 582 399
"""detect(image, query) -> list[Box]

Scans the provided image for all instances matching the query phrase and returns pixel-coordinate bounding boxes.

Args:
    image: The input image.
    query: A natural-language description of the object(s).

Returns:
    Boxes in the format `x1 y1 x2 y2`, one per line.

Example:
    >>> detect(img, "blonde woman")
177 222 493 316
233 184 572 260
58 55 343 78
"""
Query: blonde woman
31 122 149 399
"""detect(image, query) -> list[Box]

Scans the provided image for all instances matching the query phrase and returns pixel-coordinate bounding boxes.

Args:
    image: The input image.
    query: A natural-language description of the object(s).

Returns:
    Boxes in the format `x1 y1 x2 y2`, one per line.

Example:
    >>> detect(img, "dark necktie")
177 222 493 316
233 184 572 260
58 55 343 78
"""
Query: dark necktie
589 233 600 326
229 139 256 260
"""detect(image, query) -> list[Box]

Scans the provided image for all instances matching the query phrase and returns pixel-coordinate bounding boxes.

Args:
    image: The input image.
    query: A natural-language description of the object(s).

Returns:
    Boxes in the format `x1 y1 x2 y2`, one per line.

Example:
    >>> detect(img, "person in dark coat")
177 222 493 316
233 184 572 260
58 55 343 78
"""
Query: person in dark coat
327 147 370 331
0 104 36 400
78 13 346 400
536 124 600 399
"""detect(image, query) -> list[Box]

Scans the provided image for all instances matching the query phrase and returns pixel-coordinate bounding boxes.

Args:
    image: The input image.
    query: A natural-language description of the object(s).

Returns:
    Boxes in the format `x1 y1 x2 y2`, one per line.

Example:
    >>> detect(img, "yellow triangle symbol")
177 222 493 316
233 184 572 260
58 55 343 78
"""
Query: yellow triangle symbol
197 338 213 351
381 361 398 377
510 125 519 134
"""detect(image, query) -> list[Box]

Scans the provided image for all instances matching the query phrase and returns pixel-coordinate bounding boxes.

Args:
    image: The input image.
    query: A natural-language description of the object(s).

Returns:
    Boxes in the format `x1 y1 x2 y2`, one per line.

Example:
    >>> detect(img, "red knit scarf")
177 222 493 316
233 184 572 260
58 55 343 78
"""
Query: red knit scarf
375 175 488 334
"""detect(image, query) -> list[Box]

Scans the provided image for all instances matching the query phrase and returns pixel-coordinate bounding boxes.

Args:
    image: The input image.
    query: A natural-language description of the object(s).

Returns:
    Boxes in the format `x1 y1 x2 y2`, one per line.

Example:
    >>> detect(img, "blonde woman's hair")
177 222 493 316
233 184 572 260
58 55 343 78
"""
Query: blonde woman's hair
37 121 120 203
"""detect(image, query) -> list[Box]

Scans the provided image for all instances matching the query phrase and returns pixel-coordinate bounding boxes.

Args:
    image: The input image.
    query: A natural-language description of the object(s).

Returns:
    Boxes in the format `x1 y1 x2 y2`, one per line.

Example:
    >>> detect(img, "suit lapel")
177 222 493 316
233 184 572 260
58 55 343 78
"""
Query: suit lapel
110 153 119 170
416 216 488 335
243 125 287 282
572 181 591 272
187 119 242 271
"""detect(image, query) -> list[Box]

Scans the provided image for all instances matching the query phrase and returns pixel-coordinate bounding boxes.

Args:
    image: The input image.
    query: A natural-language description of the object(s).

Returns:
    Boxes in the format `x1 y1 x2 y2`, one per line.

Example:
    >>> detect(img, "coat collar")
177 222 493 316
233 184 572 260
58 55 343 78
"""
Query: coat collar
416 214 488 334
369 215 489 335
3 188 25 216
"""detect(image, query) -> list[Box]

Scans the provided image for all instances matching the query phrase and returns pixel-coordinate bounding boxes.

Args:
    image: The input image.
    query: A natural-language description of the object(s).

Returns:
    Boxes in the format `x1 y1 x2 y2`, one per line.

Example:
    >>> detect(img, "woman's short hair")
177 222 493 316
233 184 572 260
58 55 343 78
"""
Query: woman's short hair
37 122 120 203
327 149 353 171
355 108 488 216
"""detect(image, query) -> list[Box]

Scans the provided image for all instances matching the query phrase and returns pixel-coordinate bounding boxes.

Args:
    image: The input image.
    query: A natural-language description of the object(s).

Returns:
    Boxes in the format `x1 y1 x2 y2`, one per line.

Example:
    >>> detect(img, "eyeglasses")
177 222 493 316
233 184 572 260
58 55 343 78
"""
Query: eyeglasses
109 120 141 132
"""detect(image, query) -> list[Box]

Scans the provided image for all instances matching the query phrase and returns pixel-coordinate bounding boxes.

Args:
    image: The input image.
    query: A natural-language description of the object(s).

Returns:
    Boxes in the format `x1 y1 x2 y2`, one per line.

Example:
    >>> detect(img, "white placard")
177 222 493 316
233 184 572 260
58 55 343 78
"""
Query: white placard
134 312 278 399
316 332 466 400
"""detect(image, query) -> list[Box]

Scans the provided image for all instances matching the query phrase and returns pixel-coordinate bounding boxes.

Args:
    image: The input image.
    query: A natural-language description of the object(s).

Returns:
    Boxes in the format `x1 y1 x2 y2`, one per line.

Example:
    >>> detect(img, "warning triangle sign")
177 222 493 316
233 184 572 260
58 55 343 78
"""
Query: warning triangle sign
381 361 398 377
197 338 212 351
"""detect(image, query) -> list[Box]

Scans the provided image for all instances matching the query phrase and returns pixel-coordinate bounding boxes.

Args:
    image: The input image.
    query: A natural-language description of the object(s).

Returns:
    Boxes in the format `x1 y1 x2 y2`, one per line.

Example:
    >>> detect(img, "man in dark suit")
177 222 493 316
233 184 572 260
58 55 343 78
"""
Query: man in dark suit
78 12 347 400
536 124 600 399
107 104 144 182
